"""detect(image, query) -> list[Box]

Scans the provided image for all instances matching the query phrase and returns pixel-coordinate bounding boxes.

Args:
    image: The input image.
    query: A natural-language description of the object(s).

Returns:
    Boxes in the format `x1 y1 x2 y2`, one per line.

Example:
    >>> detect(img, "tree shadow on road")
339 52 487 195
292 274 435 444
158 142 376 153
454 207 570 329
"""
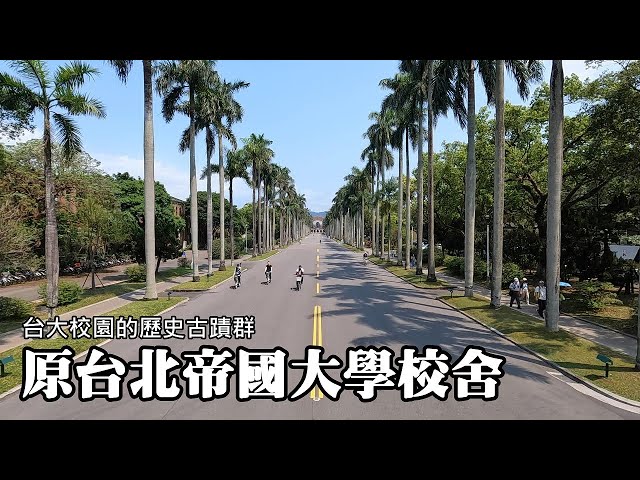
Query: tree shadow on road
317 243 554 386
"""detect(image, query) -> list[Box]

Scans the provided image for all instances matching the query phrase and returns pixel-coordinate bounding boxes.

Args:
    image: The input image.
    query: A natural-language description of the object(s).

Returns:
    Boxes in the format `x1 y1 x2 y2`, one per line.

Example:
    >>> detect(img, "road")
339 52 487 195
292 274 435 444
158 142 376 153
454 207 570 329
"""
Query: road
0 234 637 419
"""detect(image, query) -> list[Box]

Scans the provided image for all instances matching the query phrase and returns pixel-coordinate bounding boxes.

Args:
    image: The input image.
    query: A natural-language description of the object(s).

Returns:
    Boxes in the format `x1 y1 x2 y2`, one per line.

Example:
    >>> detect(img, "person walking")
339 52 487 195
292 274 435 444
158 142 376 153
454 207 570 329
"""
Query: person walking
521 277 530 305
534 280 547 318
509 277 521 308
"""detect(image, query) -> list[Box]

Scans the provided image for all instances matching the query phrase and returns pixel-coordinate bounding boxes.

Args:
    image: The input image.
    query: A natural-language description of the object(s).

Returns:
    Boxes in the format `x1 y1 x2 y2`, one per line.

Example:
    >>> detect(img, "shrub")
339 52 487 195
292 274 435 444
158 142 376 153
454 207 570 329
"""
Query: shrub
443 256 465 276
177 256 190 268
212 238 245 260
0 296 35 322
434 249 445 267
501 262 522 287
474 258 488 279
125 264 146 282
38 281 83 306
571 281 624 311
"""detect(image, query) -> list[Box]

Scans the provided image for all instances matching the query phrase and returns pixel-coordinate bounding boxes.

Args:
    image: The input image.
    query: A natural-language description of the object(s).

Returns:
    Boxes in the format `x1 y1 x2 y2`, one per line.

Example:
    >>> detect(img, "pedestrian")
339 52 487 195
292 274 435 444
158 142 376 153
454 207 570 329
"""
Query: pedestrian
534 280 547 318
509 277 521 308
521 277 530 305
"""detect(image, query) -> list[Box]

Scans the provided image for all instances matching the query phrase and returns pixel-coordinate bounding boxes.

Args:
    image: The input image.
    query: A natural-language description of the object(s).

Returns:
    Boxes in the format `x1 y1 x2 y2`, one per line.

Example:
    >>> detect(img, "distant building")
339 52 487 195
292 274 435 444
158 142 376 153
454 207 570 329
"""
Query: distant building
312 216 324 233
609 244 640 262
170 196 186 246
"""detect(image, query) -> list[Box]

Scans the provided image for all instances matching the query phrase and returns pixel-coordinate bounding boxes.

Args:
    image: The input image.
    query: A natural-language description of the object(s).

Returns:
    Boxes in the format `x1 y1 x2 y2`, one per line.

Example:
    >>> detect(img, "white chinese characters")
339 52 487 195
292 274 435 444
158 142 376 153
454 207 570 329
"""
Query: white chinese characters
18 344 507 403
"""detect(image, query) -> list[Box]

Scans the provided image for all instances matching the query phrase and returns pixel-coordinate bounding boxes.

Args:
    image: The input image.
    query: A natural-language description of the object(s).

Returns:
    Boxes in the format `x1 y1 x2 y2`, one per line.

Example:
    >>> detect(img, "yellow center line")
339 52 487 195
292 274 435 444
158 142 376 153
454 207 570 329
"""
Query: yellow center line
316 270 319 278
317 248 319 253
316 282 320 294
311 305 324 400
316 255 320 262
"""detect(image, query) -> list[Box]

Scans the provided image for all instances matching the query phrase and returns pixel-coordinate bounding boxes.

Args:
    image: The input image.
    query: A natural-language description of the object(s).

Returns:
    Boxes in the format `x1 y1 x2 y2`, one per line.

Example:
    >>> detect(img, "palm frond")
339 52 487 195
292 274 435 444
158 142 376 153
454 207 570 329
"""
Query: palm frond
55 61 100 90
161 86 185 122
178 126 191 153
0 73 41 112
205 125 216 160
108 60 134 83
56 90 106 118
8 60 49 93
53 112 82 160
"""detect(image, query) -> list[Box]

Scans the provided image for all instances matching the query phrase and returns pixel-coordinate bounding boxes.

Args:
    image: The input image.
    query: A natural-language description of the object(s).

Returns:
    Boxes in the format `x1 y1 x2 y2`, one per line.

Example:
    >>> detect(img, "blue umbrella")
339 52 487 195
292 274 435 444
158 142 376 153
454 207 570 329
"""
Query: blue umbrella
559 281 571 287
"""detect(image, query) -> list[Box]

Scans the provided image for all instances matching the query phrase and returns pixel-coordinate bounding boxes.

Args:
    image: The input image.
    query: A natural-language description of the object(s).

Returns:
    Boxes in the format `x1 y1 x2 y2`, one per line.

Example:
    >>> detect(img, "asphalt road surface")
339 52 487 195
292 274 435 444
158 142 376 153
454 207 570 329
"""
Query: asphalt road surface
1 234 637 419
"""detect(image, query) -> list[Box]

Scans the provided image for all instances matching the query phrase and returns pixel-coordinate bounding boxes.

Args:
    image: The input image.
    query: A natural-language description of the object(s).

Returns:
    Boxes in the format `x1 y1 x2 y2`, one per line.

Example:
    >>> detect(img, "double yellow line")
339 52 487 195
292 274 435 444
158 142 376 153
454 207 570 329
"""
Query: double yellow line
311 305 323 400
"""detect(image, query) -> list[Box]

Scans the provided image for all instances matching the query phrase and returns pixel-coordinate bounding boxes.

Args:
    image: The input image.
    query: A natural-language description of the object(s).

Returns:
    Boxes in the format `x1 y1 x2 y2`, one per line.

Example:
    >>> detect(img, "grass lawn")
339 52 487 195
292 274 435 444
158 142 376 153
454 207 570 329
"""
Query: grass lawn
170 268 235 291
246 250 279 262
0 322 22 335
43 266 192 316
0 296 185 395
370 257 453 289
444 295 640 402
342 243 363 252
561 290 637 337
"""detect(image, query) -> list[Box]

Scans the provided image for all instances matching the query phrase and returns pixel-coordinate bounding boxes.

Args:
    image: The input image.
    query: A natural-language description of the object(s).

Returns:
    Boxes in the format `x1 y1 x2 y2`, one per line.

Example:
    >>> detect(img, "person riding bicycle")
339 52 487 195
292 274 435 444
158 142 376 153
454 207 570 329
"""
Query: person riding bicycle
234 263 242 287
265 261 273 283
296 265 304 285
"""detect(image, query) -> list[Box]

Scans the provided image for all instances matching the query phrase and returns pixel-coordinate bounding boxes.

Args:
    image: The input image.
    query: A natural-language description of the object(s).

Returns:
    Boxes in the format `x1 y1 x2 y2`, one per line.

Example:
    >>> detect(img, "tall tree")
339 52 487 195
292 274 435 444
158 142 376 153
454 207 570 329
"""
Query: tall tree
155 60 217 281
109 60 158 299
0 60 105 320
489 60 543 306
546 60 564 331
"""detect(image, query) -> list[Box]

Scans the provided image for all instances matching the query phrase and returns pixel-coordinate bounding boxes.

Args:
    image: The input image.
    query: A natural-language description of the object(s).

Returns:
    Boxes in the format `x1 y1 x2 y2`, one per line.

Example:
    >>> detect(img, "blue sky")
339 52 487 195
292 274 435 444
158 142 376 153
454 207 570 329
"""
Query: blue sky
0 60 615 212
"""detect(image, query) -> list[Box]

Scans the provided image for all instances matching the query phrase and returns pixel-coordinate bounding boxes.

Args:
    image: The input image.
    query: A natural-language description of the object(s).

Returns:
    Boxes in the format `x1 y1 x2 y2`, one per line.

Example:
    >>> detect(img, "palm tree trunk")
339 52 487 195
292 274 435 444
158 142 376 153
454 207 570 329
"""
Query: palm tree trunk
361 194 365 250
230 178 235 265
397 133 404 265
206 148 213 275
464 59 477 297
257 172 262 254
280 192 284 248
218 131 226 271
426 60 437 282
142 60 157 299
416 93 425 276
252 163 256 256
189 86 199 282
405 128 411 270
546 60 564 332
490 60 505 307
43 106 59 321
375 171 380 255
388 209 391 261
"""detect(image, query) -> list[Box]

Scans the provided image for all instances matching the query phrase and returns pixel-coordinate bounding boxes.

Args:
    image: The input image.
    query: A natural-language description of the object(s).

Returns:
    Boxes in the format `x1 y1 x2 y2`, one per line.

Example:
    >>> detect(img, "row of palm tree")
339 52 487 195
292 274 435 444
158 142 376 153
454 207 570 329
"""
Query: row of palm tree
0 59 311 322
327 59 566 332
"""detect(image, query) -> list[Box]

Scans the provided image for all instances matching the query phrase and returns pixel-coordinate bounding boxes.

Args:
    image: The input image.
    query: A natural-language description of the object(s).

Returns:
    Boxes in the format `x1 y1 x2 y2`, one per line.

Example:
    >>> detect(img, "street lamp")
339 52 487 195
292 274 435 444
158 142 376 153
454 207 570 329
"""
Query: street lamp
486 214 490 280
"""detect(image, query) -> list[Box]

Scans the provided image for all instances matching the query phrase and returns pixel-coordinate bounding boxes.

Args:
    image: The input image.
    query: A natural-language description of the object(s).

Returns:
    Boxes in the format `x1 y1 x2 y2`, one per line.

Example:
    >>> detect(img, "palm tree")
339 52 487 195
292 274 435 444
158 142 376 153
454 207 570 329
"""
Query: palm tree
546 60 564 332
155 60 217 281
202 147 250 266
0 60 105 319
243 134 274 255
108 60 158 299
213 79 248 270
489 60 543 307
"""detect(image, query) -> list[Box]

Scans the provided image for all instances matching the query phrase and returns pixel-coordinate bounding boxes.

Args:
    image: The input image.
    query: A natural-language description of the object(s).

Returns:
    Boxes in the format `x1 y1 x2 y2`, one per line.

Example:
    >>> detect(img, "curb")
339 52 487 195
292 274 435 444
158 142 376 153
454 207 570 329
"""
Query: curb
0 296 190 401
439 296 640 410
169 269 245 293
246 250 281 262
562 311 638 340
364 256 454 292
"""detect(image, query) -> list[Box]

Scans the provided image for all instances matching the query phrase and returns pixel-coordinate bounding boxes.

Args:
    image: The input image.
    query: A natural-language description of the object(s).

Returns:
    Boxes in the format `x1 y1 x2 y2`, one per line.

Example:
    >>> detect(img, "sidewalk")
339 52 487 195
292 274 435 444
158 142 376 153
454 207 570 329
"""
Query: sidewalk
0 252 253 355
437 271 638 358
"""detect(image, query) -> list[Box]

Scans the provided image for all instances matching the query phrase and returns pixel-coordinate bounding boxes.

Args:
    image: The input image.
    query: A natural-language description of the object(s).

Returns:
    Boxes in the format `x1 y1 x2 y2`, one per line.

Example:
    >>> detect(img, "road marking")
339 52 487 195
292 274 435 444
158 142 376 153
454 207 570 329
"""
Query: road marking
316 263 319 269
311 305 324 400
317 248 319 253
316 282 320 294
316 270 319 278
316 255 320 262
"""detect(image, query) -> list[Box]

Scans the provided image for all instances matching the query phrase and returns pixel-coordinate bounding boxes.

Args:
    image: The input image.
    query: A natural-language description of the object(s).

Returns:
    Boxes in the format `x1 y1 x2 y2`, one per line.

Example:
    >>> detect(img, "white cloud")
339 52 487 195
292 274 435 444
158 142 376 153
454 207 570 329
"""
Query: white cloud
0 126 42 145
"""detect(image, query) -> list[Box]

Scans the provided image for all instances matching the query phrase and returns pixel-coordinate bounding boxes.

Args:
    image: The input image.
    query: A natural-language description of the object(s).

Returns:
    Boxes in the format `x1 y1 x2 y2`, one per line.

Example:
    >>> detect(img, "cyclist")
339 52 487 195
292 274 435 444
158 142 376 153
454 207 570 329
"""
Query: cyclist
265 261 273 284
363 252 368 264
234 263 242 288
296 265 304 286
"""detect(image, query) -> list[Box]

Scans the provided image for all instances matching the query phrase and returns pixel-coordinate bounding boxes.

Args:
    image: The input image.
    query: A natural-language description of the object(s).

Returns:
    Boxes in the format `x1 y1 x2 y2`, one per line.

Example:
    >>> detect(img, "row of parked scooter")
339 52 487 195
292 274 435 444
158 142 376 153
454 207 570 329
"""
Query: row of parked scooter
0 255 134 287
